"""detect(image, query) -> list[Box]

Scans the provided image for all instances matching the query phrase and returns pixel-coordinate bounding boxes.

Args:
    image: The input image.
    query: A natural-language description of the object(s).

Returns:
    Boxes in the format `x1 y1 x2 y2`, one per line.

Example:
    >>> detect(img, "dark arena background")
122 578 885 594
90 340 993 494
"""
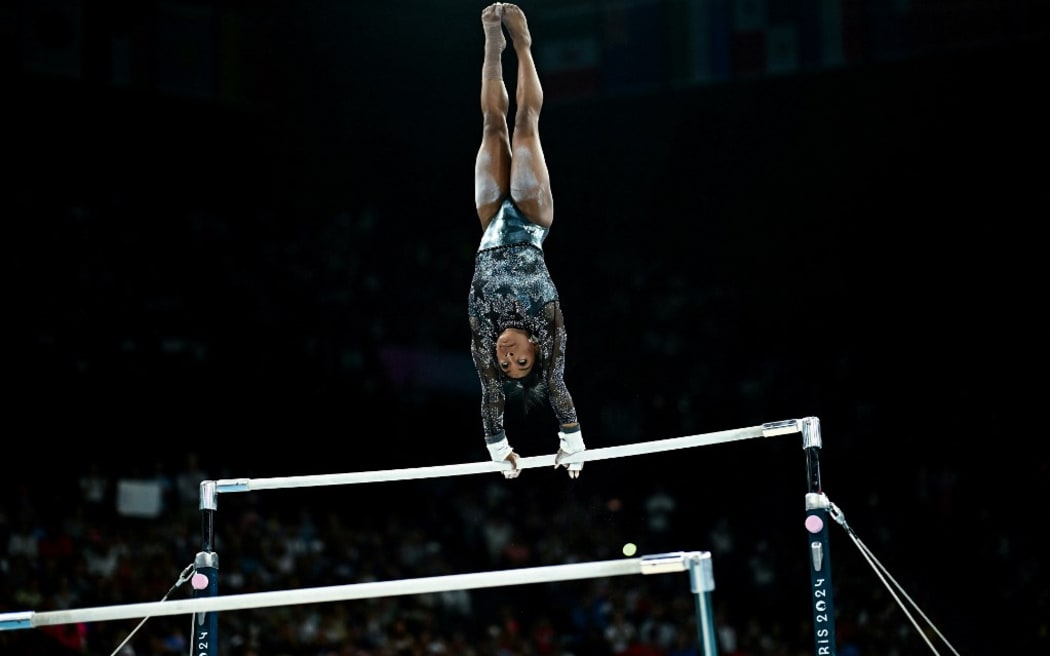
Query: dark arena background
4 1 1048 655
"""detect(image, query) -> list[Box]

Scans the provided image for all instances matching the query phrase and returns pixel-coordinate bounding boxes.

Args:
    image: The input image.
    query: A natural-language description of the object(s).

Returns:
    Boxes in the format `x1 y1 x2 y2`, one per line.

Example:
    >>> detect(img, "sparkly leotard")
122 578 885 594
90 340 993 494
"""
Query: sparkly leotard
468 198 578 440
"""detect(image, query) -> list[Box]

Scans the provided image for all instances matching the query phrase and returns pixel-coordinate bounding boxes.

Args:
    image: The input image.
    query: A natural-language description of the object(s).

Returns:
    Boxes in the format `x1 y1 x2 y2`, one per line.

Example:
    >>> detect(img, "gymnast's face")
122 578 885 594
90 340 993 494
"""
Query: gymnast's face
496 328 536 380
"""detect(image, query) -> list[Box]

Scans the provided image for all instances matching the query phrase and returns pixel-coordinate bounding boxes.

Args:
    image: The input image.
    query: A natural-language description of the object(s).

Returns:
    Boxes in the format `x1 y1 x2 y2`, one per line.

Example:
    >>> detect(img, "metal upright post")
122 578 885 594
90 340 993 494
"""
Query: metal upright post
641 551 718 656
802 417 837 655
193 480 220 656
686 552 718 656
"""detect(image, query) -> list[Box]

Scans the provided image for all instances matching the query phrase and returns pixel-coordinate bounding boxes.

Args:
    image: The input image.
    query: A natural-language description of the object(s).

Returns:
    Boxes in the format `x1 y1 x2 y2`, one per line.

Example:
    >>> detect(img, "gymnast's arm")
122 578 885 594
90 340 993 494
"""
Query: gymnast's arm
543 302 585 477
542 301 579 431
470 317 519 477
469 315 509 442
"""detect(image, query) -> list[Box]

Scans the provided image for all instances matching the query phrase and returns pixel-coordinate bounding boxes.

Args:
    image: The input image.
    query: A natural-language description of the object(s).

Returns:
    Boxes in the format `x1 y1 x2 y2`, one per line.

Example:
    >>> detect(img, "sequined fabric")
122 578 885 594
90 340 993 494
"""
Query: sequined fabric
468 200 578 439
478 198 549 252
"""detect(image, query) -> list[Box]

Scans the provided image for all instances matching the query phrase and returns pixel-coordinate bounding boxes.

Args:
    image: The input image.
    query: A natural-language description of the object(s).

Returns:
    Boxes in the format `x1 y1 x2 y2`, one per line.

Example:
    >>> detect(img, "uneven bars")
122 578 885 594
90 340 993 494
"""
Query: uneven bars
215 419 802 493
0 552 709 630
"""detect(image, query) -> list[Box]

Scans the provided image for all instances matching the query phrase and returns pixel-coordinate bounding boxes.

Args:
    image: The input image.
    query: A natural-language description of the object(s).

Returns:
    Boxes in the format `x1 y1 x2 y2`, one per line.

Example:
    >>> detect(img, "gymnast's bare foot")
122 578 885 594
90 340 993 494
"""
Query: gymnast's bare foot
501 3 532 49
482 3 506 52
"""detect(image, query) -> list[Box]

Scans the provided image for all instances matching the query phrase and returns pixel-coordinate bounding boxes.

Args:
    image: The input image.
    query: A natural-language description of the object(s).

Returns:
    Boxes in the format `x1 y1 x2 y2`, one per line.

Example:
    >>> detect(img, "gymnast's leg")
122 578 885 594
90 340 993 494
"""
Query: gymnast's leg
503 3 553 229
475 3 512 232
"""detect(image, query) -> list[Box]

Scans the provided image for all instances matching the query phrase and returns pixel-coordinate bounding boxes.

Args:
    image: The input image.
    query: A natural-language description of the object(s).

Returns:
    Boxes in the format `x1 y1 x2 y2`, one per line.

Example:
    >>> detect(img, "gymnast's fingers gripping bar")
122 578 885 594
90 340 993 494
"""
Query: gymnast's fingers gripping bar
213 420 803 494
0 551 711 630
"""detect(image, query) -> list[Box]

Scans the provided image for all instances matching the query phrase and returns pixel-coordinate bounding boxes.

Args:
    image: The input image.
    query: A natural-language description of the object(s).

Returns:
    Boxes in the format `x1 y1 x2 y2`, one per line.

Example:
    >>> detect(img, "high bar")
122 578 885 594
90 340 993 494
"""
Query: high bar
0 551 710 630
214 419 804 493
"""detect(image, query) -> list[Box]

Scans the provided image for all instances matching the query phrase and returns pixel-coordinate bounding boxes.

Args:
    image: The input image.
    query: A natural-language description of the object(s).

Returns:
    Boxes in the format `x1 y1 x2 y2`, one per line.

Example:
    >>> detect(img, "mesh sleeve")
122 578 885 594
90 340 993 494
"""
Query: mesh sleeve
470 315 506 438
542 302 578 427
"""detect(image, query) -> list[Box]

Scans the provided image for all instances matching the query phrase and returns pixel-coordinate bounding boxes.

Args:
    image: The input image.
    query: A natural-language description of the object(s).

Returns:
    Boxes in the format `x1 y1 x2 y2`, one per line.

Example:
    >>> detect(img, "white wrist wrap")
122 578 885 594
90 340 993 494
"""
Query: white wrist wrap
558 429 585 455
487 436 514 462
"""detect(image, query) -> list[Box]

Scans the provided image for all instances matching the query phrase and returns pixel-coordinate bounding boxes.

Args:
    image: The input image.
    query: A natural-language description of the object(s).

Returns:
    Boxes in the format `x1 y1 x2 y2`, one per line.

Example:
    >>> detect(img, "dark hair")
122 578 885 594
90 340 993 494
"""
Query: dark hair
503 366 548 415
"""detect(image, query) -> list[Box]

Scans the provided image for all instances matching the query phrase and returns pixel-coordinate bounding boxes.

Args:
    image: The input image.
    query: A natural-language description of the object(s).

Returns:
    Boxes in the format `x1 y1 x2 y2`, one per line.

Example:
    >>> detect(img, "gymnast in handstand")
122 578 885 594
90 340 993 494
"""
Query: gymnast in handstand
468 3 585 479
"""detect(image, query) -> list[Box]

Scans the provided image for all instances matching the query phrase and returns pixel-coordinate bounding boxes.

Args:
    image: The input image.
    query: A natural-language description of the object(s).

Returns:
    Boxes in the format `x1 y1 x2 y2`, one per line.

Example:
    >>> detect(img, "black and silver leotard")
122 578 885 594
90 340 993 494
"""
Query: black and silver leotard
468 198 578 440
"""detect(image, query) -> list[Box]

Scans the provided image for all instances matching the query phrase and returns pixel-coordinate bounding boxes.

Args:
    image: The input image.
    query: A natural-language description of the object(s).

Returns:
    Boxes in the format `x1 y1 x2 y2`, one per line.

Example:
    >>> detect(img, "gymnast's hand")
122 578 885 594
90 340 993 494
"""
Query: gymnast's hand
554 427 585 479
487 434 521 479
500 450 521 479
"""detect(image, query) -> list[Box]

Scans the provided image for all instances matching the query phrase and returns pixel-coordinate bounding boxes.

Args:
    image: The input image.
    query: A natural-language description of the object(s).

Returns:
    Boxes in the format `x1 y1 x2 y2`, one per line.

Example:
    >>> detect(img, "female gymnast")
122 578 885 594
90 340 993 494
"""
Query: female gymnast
468 3 585 480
